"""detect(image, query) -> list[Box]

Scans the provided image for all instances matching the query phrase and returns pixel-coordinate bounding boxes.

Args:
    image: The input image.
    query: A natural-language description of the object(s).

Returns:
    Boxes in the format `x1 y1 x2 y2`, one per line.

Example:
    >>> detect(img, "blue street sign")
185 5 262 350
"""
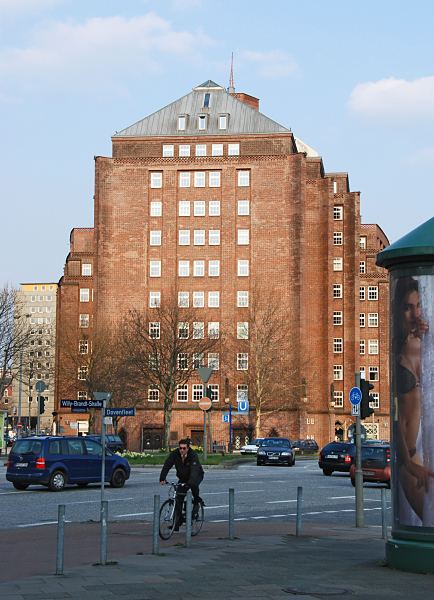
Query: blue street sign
237 400 249 414
222 413 230 423
349 387 362 405
105 407 136 417
60 399 103 409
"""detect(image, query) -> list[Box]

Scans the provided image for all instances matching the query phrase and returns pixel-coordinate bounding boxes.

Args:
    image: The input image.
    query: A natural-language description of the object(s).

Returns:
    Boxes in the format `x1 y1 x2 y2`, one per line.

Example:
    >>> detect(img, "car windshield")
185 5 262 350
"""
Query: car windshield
362 447 388 460
261 439 289 447
12 439 43 455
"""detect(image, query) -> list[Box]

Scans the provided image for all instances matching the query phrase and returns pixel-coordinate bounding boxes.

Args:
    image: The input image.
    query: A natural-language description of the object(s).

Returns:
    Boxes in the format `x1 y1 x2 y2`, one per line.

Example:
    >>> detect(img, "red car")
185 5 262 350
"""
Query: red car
350 444 391 487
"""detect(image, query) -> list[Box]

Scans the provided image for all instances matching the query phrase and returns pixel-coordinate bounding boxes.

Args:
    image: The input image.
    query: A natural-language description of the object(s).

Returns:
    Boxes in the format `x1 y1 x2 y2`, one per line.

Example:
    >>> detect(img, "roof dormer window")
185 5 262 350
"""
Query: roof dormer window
218 114 228 130
203 93 211 108
178 115 187 131
198 115 207 130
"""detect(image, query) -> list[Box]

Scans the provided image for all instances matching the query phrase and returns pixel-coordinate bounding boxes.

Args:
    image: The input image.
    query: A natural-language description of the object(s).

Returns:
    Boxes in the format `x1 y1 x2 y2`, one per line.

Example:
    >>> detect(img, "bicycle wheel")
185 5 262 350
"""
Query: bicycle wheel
191 501 204 537
159 499 175 540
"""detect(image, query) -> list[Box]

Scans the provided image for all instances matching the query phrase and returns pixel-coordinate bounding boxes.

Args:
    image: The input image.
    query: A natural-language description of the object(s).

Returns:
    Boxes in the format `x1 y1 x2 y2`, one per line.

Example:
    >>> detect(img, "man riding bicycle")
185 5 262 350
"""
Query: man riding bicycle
159 438 204 531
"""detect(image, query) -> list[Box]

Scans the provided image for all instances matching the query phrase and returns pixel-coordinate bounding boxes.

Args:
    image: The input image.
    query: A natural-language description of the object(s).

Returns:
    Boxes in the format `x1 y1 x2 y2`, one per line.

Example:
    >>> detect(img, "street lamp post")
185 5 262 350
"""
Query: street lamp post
224 377 233 453
17 350 23 439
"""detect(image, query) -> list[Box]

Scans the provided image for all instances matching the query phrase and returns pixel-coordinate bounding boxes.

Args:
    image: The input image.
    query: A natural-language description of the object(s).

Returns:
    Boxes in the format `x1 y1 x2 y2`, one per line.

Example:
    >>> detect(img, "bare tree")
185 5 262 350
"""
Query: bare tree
123 298 221 448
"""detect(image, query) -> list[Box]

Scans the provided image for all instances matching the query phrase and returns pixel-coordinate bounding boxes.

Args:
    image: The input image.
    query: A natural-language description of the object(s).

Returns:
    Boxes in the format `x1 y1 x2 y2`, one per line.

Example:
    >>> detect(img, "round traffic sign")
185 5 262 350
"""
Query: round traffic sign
349 387 362 405
198 397 212 411
35 380 47 393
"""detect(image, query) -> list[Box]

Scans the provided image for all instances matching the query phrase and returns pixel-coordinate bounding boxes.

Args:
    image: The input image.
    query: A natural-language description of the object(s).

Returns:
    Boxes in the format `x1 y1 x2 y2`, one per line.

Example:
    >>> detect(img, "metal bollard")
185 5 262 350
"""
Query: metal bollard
229 488 235 540
153 494 160 555
381 487 388 540
185 490 192 547
55 504 65 576
100 500 108 565
296 486 303 537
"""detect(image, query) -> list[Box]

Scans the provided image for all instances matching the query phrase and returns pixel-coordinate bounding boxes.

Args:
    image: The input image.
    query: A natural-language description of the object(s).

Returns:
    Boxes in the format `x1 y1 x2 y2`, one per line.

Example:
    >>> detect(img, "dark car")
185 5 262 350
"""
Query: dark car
292 439 319 454
5 436 130 491
256 438 295 466
86 434 125 453
350 443 391 487
318 441 356 475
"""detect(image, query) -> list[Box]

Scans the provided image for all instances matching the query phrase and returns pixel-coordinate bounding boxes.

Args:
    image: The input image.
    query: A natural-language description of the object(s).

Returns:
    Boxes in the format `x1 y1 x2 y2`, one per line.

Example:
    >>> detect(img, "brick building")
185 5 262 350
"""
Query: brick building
55 80 389 450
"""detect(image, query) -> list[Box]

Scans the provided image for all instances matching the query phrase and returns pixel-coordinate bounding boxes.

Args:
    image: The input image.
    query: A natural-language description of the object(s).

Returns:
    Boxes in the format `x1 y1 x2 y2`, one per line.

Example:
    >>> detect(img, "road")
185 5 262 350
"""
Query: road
0 459 390 530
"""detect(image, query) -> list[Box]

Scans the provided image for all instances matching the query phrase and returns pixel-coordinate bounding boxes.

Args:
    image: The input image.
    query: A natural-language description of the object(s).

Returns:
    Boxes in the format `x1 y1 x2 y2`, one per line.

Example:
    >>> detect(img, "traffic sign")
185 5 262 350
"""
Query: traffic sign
105 407 136 417
222 413 230 423
35 380 46 393
60 399 103 409
199 397 212 411
197 367 213 384
349 387 362 405
351 403 360 416
237 399 249 414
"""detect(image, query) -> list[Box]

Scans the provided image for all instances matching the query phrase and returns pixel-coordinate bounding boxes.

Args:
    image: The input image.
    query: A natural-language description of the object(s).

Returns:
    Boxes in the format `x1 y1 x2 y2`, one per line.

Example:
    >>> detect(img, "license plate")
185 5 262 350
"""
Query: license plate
269 456 278 460
362 470 375 476
15 462 28 468
326 454 338 459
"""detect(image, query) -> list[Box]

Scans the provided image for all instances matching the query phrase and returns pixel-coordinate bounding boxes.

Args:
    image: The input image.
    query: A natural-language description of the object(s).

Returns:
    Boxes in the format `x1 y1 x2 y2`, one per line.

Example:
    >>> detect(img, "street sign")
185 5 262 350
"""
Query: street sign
197 367 213 384
222 413 230 423
93 391 111 402
349 387 362 405
199 397 212 411
60 399 103 409
105 407 136 417
351 404 360 417
237 399 249 414
35 380 46 393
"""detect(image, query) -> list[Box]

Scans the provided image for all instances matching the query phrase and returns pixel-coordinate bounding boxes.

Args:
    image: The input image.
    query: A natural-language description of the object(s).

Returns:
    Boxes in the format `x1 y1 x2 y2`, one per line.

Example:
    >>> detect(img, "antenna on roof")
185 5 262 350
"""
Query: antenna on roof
228 52 235 93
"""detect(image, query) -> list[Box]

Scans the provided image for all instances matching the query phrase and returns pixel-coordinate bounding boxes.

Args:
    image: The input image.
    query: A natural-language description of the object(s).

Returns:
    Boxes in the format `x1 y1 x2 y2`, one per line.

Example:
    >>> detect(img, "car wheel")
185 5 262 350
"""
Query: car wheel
13 482 29 491
110 468 126 488
256 460 262 466
289 457 295 466
49 470 66 491
323 468 333 476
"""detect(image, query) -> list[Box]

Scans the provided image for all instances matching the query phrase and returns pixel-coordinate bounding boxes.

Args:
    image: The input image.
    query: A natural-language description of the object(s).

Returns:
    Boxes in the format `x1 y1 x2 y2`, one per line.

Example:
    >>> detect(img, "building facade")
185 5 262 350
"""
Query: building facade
55 80 390 450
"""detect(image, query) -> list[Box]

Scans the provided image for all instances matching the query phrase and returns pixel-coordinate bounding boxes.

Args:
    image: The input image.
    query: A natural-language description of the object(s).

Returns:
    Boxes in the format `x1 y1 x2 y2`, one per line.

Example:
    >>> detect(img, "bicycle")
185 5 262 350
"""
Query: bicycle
159 482 204 540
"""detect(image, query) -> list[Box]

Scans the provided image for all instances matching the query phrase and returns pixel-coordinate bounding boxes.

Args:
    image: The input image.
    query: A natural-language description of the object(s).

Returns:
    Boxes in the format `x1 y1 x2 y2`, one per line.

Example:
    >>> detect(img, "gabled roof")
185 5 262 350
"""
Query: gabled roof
113 81 291 137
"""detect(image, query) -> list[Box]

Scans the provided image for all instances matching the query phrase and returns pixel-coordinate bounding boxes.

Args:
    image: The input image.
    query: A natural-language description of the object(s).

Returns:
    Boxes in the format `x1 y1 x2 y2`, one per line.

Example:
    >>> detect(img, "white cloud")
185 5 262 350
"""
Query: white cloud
240 50 297 79
349 76 434 121
0 13 213 95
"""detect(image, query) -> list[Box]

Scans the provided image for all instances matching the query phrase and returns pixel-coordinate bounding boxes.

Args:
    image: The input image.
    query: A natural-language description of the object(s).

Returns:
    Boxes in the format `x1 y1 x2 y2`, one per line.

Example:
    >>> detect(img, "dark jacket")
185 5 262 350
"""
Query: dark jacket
159 448 204 487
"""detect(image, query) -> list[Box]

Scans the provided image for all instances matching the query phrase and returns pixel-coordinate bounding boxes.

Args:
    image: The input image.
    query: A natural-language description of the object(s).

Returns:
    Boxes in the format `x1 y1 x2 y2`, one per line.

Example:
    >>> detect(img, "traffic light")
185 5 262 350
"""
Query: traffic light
205 386 213 400
360 379 374 420
38 396 46 415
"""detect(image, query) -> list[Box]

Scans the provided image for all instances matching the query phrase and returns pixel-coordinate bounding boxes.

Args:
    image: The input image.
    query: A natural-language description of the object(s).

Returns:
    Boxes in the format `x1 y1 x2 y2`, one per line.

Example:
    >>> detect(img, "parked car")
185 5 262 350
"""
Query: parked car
256 438 295 466
240 438 264 455
350 443 391 487
292 439 319 454
5 436 130 491
86 434 125 453
318 441 356 476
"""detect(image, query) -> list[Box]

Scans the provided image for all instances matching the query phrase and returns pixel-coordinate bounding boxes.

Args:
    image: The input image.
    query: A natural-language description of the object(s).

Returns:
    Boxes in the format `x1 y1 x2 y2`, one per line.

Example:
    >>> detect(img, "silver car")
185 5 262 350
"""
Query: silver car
240 438 264 455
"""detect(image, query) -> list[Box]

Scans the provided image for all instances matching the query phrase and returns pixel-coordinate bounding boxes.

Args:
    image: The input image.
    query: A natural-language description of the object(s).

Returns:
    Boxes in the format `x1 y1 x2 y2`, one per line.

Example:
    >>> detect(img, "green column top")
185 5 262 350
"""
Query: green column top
376 216 434 269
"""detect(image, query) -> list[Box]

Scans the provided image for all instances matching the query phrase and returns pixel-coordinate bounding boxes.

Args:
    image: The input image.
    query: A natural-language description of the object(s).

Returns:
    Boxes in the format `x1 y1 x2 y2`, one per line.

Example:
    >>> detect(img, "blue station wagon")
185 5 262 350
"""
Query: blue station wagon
5 436 131 491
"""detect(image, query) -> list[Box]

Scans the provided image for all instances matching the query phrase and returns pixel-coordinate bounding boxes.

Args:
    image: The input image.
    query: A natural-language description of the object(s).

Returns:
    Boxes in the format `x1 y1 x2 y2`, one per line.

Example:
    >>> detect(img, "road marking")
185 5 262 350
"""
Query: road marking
115 512 153 518
329 496 354 500
266 499 297 504
17 521 72 528
204 489 264 496
204 504 229 509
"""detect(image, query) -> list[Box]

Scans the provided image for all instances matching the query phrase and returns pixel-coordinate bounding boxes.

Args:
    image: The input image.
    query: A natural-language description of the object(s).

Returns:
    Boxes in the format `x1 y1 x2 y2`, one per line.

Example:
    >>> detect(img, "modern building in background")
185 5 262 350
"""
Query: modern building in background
11 283 57 433
55 80 389 450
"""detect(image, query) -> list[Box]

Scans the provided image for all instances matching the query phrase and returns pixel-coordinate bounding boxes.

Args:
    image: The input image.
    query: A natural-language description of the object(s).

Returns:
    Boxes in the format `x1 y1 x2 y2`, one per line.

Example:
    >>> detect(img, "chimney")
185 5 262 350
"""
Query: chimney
230 92 260 111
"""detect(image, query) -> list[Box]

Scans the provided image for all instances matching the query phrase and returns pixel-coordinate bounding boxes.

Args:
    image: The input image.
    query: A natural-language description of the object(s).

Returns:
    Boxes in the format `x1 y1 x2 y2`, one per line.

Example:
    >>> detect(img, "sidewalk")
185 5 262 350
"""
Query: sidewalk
1 519 433 599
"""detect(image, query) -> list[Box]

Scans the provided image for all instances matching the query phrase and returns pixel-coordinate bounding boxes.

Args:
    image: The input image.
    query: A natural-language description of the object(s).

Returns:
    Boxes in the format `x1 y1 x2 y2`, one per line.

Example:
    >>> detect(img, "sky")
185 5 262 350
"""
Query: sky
2 0 434 287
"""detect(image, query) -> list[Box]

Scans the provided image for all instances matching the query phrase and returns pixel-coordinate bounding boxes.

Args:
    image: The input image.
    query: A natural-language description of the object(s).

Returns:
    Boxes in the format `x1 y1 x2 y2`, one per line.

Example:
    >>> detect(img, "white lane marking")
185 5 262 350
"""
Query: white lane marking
251 516 268 519
266 499 297 504
329 496 354 500
115 513 152 518
18 521 72 528
204 504 229 509
203 489 264 496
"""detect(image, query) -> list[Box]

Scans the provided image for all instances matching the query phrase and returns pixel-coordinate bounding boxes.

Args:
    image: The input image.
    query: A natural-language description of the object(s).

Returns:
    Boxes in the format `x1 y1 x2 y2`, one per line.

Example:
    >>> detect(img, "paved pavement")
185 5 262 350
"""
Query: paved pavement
1 517 433 599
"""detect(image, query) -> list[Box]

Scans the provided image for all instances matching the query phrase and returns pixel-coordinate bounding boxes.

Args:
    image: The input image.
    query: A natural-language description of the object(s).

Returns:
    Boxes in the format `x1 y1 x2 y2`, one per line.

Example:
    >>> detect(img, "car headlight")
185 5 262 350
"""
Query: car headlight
281 452 291 456
258 450 266 455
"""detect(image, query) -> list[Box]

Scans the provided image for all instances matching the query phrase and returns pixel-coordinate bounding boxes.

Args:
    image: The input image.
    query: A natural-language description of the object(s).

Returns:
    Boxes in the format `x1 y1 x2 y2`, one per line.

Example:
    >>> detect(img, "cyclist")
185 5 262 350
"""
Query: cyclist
159 438 204 531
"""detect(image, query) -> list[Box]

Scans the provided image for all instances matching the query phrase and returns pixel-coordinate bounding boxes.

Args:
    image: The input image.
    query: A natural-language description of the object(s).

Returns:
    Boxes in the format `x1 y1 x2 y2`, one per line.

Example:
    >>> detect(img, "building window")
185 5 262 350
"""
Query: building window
208 353 220 370
150 230 161 246
177 354 188 370
179 172 191 188
238 260 249 276
208 322 220 339
149 261 161 278
208 291 220 308
370 392 380 409
178 115 186 131
194 200 206 216
178 261 190 277
368 339 379 354
359 261 366 274
78 391 88 400
195 144 206 157
333 391 344 408
79 314 89 328
237 291 249 307
150 172 162 188
368 286 379 300
333 365 343 380
82 263 92 276
193 353 205 369
194 172 206 187
333 311 343 325
209 230 220 245
148 387 159 402
193 291 205 308
333 284 343 298
237 384 248 402
193 384 204 402
333 181 338 194
237 229 249 245
177 384 188 402
179 144 190 157
360 313 366 327
194 230 205 245
369 366 379 381
237 353 248 370
178 322 189 339
333 232 343 245
237 200 249 215
218 114 228 130
360 340 365 355
198 115 207 130
333 338 343 353
179 201 190 216
149 322 160 339
193 260 205 277
78 366 88 381
80 288 90 302
360 287 366 301
228 143 240 156
150 201 162 217
208 260 220 277
79 340 89 354
333 257 343 271
237 322 249 339
209 200 220 216
238 170 250 187
333 206 343 220
368 313 379 327
209 171 221 187
163 144 174 157
179 230 190 245
193 322 204 339
212 144 223 156
178 292 189 308
208 384 219 402
360 367 366 380
359 236 367 250
149 291 161 308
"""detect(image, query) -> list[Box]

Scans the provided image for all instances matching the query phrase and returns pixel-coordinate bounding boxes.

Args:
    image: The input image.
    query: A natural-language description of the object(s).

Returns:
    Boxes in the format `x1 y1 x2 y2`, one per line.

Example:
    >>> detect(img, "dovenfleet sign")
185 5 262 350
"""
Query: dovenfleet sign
105 407 136 417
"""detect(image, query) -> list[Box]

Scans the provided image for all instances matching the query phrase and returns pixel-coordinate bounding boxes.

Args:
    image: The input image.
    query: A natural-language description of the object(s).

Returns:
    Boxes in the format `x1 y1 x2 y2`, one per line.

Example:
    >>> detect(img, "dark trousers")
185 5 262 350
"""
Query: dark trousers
174 483 201 525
